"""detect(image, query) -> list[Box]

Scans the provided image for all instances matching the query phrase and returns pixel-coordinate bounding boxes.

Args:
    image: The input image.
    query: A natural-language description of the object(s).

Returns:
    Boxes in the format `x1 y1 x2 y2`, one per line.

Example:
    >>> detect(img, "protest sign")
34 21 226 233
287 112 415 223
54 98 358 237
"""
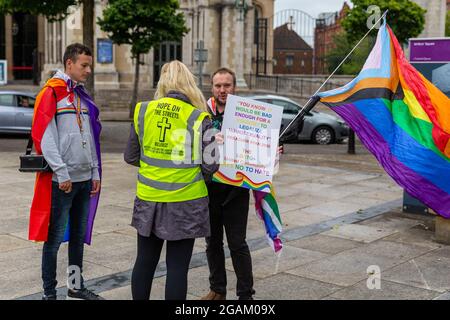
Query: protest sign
213 94 283 193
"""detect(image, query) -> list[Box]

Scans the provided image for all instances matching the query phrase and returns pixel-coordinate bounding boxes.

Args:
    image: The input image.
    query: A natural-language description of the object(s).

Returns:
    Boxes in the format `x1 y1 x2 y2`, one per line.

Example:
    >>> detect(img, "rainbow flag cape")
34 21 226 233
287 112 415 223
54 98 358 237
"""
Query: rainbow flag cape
318 20 450 218
213 171 283 252
29 78 102 244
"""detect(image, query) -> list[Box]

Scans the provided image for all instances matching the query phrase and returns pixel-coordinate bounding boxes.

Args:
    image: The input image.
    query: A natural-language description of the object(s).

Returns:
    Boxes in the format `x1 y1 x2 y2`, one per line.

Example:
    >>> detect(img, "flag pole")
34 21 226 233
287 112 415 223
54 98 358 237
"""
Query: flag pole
279 10 389 140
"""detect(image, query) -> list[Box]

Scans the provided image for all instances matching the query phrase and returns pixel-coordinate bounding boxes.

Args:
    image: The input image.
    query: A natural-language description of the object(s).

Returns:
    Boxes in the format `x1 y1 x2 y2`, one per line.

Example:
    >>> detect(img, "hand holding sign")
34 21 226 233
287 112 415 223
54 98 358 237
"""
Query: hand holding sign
213 95 283 192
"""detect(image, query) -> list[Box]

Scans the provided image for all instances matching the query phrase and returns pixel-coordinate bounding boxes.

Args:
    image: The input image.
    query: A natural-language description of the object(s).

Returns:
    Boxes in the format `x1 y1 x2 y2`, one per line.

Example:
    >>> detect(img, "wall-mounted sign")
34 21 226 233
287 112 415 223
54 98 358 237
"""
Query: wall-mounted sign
409 38 450 63
97 38 113 64
0 60 7 85
409 37 450 98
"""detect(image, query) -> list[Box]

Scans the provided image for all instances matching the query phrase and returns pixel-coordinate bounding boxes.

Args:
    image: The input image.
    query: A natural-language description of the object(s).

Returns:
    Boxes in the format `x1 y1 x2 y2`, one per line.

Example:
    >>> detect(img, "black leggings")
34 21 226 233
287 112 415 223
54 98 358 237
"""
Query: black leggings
131 233 195 300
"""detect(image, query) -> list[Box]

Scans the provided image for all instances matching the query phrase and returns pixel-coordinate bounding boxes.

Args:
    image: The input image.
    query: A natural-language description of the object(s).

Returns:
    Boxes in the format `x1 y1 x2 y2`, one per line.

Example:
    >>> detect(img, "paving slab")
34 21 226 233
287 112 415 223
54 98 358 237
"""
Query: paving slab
100 281 203 300
276 194 328 214
281 209 330 229
300 201 370 219
286 240 434 287
383 227 442 250
354 176 400 189
0 246 42 275
328 279 441 300
322 224 396 243
0 217 29 234
0 234 34 252
355 188 403 202
433 291 450 300
316 184 374 201
98 284 133 300
272 170 327 186
0 260 114 300
225 245 328 280
287 234 363 255
92 205 135 234
340 194 392 208
359 214 423 231
84 232 136 271
383 250 450 293
185 265 239 299
254 273 343 300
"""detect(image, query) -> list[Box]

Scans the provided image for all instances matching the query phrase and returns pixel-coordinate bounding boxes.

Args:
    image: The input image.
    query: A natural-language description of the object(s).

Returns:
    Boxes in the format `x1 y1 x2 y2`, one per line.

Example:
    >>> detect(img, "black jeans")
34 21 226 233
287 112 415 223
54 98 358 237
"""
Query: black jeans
205 183 255 298
131 233 195 300
42 181 91 296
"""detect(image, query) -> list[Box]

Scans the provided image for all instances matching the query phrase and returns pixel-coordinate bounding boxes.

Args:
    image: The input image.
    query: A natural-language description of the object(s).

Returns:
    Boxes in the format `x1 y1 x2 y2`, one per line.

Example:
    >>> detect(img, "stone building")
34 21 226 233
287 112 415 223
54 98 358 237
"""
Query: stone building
412 0 447 38
313 0 447 75
0 0 275 91
313 2 349 75
273 23 313 74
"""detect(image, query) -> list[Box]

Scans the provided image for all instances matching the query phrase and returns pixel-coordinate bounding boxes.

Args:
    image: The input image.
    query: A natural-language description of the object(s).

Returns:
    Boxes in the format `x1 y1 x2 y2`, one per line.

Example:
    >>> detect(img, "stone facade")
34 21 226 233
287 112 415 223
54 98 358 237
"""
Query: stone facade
179 0 274 87
0 0 274 90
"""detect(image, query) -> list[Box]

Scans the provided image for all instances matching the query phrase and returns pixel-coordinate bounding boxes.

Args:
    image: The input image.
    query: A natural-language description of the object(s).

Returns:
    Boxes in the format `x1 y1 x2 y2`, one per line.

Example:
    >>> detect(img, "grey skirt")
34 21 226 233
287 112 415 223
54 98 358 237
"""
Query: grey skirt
131 196 211 241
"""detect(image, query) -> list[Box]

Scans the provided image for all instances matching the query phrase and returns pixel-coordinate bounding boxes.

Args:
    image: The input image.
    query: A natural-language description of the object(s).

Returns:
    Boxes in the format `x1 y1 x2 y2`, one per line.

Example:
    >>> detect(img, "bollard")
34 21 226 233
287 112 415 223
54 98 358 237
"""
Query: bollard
435 215 450 245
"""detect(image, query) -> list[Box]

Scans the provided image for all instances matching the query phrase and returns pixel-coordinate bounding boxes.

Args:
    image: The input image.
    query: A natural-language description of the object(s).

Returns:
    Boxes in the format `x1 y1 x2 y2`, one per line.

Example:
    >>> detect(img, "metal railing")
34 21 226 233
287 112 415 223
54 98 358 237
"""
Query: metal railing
244 74 341 97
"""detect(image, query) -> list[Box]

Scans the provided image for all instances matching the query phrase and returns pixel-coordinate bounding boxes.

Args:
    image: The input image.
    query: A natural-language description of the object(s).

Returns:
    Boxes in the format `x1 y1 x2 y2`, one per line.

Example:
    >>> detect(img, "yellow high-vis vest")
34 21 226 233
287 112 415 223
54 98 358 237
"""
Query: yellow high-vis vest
133 97 209 202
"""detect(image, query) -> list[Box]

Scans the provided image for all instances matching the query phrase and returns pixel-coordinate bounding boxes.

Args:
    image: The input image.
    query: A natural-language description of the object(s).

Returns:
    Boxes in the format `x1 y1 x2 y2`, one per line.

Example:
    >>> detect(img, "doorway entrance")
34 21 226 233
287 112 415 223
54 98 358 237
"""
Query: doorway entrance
153 41 182 87
12 13 37 80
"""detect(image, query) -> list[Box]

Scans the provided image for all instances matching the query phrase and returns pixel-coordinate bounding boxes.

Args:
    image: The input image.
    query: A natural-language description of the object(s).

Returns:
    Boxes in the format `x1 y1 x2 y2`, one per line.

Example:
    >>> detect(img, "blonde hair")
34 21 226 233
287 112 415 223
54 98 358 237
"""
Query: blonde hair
155 60 207 112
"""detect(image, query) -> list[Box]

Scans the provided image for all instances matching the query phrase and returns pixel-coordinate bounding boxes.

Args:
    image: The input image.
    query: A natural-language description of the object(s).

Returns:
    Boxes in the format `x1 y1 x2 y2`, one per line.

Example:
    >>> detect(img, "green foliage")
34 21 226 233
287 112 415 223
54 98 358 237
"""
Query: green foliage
325 32 372 75
0 0 78 22
97 0 188 58
342 0 426 45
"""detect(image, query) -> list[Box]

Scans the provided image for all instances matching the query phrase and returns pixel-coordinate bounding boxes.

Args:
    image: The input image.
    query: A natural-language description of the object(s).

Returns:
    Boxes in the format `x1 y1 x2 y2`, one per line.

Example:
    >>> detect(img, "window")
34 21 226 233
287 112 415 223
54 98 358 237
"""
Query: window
0 94 15 106
17 95 35 108
285 55 294 67
271 99 299 115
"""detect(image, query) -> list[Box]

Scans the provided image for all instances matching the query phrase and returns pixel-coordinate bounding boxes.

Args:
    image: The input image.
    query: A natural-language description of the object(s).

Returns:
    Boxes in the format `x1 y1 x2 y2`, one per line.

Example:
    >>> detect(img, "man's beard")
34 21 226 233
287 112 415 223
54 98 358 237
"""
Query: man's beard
215 96 227 108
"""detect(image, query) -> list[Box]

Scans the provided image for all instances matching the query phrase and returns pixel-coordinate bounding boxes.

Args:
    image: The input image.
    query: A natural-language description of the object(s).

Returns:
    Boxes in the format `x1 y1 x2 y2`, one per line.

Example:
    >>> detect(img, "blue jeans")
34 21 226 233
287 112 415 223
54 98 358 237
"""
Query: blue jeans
42 180 92 296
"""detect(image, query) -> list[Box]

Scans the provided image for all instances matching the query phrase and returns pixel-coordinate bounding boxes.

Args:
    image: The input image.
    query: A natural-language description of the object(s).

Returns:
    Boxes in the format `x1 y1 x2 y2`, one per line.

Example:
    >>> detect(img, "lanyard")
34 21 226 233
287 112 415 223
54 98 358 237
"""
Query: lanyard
72 93 87 148
72 94 83 132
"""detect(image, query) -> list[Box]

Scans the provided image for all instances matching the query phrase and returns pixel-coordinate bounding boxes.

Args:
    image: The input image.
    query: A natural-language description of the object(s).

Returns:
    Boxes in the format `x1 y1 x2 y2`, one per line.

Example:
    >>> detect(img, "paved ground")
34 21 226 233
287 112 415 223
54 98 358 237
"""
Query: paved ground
1 120 449 300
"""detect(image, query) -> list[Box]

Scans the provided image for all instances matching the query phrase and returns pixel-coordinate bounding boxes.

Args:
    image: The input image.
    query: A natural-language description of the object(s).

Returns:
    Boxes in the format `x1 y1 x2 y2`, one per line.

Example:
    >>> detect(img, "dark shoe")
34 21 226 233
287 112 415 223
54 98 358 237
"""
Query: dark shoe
200 290 226 300
67 288 105 300
239 296 254 300
42 294 57 300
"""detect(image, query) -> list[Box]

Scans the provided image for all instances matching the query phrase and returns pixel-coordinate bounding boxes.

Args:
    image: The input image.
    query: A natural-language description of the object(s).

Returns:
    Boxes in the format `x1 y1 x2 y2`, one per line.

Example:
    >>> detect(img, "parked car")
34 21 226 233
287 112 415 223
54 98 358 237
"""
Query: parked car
0 91 36 134
248 94 349 144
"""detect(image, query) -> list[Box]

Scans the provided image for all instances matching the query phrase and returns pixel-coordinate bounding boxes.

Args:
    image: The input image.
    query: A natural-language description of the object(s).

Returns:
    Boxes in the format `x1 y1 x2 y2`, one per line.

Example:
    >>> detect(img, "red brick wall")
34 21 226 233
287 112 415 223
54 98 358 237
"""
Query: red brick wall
314 3 349 74
274 49 313 74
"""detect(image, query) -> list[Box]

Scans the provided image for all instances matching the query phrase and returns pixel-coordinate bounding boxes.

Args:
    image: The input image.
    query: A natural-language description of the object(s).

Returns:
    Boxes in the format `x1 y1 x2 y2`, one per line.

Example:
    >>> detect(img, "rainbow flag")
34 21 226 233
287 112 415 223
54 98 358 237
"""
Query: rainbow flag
212 171 283 252
318 21 450 218
253 189 283 252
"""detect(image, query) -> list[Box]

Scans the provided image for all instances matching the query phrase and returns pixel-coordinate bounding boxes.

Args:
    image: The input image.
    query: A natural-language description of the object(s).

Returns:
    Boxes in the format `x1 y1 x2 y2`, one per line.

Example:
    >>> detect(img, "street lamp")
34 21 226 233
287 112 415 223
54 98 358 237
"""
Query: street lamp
235 0 248 21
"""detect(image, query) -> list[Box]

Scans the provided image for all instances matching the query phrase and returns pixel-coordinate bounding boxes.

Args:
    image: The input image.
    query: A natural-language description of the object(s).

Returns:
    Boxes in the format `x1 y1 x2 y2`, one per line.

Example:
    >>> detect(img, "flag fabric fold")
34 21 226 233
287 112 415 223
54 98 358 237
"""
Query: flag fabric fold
317 20 450 218
253 188 283 253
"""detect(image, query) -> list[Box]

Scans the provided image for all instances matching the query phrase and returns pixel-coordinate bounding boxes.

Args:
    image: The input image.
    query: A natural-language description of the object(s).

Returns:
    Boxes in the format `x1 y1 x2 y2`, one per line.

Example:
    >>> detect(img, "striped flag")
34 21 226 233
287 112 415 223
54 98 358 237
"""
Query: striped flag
318 20 450 218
